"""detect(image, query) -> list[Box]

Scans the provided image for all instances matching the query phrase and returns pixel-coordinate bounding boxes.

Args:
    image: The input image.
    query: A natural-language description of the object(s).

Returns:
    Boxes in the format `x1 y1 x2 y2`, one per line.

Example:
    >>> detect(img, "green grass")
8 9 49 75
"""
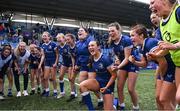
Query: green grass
0 69 157 110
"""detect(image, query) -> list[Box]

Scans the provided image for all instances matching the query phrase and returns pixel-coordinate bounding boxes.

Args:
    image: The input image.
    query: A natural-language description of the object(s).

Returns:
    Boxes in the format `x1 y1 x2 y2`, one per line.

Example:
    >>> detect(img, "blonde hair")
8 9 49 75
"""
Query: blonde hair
14 42 27 58
56 33 65 39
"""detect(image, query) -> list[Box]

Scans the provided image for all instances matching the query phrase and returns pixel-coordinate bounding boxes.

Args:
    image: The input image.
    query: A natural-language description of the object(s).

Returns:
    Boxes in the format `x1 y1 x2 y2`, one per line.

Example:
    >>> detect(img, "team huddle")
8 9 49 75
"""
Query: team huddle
0 0 180 110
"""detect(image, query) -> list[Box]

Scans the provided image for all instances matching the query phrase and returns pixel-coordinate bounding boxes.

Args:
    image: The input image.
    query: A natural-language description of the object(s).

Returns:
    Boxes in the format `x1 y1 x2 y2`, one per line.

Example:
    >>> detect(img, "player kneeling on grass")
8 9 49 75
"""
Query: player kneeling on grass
79 41 117 110
0 45 13 100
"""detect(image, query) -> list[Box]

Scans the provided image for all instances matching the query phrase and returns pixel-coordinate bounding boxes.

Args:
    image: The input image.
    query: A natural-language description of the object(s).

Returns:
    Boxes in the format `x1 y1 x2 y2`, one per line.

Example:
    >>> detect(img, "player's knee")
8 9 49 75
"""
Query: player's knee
176 95 180 104
128 87 135 95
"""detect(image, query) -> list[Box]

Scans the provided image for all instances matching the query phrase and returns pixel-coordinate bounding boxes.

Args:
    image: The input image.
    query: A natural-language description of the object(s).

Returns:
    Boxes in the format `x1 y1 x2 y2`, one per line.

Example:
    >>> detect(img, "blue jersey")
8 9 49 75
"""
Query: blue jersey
69 45 77 62
91 54 113 83
41 41 57 61
141 38 159 58
131 47 141 61
110 35 133 61
154 28 162 40
58 44 71 61
28 54 39 69
0 54 13 71
58 44 72 67
76 35 94 64
91 54 114 94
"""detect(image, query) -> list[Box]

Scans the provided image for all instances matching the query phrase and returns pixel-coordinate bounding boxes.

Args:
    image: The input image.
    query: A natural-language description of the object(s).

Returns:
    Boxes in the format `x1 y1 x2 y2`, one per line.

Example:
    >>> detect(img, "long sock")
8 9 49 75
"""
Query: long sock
81 92 94 110
23 73 29 90
59 80 64 93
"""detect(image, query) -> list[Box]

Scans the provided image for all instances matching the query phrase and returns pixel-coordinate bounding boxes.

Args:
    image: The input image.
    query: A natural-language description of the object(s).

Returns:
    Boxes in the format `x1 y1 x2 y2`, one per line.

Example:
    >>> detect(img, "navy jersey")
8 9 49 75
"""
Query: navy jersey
58 44 71 61
141 38 159 58
91 54 113 83
28 54 39 69
131 47 141 61
154 28 162 40
0 54 13 71
58 44 72 67
76 35 94 64
41 41 57 61
110 35 133 61
69 45 77 62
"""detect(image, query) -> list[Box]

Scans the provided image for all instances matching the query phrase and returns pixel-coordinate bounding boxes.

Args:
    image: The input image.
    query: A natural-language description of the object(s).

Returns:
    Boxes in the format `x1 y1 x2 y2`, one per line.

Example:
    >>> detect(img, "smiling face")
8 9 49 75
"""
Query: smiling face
56 34 65 45
150 13 161 27
78 28 88 40
18 42 26 53
130 30 143 47
88 41 100 56
65 35 74 45
108 26 120 41
149 0 168 18
42 32 51 43
3 49 11 57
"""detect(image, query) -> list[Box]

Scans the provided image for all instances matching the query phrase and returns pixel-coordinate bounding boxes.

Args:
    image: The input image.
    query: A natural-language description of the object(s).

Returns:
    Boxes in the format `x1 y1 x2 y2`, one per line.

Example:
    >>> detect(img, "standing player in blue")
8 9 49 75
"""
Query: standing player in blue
129 24 176 110
150 12 162 40
76 27 103 107
108 22 139 110
28 44 41 95
13 42 30 97
56 33 77 99
65 33 78 101
38 31 59 97
0 45 13 99
79 41 117 110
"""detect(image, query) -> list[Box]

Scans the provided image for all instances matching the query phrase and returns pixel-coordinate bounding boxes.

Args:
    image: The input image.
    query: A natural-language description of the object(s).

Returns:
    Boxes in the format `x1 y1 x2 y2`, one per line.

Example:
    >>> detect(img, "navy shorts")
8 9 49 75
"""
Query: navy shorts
120 63 139 73
157 65 175 83
45 59 56 67
97 79 115 95
61 59 72 67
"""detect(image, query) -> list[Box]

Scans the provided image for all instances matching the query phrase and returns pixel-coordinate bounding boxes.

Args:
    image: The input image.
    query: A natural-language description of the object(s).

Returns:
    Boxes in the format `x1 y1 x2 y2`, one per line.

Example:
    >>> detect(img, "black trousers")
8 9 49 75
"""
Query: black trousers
13 69 29 92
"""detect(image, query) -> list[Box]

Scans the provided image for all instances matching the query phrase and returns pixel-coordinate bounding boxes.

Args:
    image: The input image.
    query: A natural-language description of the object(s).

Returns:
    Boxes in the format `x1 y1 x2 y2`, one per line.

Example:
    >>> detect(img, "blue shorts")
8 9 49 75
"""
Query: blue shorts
61 60 72 67
157 65 175 83
29 64 38 69
120 63 139 73
97 79 115 95
45 59 56 67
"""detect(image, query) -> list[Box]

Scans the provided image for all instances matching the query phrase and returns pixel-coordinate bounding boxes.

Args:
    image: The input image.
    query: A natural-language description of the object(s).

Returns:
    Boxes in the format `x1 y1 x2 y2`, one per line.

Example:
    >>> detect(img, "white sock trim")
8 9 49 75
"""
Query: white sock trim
59 80 64 83
98 98 103 102
81 92 90 96
46 88 49 92
119 103 125 107
133 105 139 109
71 92 75 95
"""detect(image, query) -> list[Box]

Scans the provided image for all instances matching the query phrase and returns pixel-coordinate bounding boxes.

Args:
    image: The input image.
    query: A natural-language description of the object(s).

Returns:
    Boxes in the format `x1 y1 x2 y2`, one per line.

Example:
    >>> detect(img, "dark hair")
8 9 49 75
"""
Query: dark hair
108 22 122 32
131 24 148 38
168 0 177 4
88 41 100 69
65 33 76 41
79 27 89 33
2 44 12 54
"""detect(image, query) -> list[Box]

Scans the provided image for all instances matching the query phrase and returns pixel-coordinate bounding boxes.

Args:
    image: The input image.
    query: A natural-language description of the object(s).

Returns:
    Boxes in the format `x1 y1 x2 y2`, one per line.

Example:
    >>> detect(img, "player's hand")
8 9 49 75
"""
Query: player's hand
158 41 176 50
74 65 80 72
129 55 135 63
38 65 41 70
53 63 57 68
111 65 118 71
114 59 120 65
100 87 107 93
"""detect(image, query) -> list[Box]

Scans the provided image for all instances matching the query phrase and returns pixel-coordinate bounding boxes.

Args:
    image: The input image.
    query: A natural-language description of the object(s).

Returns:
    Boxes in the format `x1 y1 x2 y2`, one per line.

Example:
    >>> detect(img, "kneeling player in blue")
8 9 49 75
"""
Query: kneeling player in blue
79 41 117 110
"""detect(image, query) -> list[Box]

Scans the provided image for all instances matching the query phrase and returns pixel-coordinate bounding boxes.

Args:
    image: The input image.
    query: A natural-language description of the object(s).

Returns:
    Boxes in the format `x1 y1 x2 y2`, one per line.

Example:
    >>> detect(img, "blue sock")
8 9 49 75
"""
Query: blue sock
82 92 94 110
59 81 64 93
